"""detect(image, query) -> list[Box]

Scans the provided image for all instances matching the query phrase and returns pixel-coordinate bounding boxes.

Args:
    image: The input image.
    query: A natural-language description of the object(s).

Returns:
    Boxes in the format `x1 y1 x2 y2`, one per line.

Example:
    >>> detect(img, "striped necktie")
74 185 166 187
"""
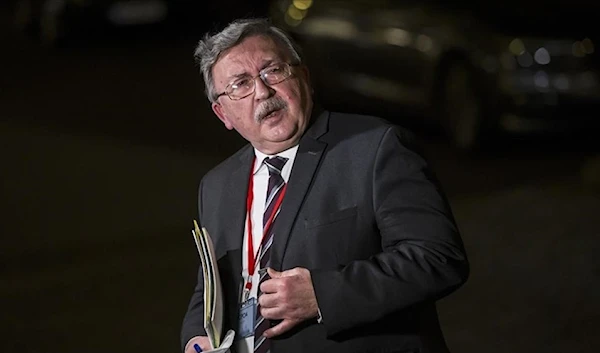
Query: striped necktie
254 156 288 353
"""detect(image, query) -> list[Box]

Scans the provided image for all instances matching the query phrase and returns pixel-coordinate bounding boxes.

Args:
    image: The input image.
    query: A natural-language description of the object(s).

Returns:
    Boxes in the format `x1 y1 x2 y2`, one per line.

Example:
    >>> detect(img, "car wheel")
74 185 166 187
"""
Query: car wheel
439 60 483 151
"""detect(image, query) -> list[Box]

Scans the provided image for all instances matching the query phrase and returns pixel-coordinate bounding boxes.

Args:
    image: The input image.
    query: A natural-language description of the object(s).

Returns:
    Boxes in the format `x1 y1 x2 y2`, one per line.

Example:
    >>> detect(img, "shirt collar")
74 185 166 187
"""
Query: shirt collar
253 145 299 175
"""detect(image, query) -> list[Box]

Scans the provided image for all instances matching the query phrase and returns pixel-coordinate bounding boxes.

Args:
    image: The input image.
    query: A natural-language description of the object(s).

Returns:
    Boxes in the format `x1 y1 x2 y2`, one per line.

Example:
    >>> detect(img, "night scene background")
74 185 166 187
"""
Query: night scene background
1 0 599 352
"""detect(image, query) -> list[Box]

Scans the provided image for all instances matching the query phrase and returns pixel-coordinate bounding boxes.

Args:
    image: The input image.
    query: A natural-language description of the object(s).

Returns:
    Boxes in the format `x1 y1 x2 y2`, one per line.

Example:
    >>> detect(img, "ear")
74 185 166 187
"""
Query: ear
212 102 234 130
299 64 311 82
298 64 314 95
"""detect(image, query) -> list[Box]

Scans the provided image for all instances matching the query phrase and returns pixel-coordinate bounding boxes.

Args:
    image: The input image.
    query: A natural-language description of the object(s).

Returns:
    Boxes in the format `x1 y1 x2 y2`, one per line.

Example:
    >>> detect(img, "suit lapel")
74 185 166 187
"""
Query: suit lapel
221 146 254 252
219 145 254 330
270 109 329 270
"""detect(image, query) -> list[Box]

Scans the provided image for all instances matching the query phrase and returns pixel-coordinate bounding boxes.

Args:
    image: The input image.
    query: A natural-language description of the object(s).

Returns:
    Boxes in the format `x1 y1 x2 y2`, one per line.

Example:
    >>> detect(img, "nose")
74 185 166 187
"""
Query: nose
254 76 274 100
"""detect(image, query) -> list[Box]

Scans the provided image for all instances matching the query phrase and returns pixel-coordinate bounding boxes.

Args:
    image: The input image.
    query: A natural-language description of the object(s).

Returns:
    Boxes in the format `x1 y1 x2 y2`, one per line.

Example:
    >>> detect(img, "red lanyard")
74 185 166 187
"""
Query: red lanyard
245 157 287 291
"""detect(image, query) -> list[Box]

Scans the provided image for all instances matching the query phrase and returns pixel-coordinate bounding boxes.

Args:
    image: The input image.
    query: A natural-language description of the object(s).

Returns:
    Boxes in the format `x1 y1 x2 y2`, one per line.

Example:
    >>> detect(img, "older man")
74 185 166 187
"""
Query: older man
181 18 469 353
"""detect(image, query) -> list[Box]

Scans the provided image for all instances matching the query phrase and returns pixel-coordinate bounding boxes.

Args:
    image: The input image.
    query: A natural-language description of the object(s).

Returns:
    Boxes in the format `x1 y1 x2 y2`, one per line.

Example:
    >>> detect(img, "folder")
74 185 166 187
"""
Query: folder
192 220 235 352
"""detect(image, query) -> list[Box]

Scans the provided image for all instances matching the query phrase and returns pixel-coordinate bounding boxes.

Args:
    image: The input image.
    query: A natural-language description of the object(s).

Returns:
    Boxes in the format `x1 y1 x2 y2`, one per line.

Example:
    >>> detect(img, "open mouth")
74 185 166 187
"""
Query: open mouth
264 109 281 119
260 108 283 122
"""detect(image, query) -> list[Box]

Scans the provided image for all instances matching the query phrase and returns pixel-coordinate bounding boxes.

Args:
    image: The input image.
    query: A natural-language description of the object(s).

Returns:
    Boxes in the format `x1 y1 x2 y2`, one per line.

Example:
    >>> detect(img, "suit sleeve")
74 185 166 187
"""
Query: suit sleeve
310 126 469 336
181 178 208 350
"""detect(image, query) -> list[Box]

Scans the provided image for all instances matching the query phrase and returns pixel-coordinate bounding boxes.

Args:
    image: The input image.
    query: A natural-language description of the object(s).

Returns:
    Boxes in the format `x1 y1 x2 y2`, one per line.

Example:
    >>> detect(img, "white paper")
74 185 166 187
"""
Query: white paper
200 329 236 353
192 220 227 349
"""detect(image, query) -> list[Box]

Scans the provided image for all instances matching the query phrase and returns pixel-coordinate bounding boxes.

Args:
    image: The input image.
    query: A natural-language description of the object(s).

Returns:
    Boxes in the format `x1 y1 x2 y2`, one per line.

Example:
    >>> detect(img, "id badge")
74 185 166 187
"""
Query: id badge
238 297 256 338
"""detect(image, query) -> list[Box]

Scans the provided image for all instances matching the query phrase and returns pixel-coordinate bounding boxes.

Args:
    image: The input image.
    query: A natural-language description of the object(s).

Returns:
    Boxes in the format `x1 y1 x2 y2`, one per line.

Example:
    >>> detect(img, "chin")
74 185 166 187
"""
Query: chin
273 125 300 142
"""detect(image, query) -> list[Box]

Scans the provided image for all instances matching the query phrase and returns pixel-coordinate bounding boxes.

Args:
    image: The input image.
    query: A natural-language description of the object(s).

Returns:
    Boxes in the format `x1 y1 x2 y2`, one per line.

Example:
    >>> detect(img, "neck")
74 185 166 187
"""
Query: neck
254 142 299 155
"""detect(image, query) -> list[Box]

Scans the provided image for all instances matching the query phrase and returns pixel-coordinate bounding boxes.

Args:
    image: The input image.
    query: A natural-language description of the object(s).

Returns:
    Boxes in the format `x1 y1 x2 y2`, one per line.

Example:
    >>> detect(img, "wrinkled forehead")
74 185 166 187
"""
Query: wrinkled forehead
213 35 292 81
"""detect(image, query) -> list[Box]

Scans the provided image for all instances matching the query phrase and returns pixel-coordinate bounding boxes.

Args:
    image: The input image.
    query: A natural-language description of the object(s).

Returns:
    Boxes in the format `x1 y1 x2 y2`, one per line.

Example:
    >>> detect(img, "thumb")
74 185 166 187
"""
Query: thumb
279 266 306 277
267 267 282 278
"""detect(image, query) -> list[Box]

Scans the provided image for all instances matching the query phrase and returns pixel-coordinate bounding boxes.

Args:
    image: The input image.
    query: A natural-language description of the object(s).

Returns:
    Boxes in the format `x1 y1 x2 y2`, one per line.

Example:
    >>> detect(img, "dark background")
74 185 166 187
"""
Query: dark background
1 1 599 353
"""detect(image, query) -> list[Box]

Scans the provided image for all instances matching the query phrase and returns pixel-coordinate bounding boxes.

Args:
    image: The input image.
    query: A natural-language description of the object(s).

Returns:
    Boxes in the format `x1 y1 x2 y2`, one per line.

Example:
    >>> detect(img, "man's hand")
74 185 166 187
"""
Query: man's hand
258 267 319 338
184 336 211 353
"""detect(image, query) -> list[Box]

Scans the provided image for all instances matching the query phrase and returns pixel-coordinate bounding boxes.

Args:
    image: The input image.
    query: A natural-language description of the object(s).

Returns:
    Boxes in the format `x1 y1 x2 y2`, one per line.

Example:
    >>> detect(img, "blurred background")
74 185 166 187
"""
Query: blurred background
1 1 599 352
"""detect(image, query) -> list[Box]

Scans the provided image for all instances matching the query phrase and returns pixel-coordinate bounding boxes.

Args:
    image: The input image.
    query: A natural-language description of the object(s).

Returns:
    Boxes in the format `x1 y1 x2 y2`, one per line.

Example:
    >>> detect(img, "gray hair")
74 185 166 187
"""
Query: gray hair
194 18 303 103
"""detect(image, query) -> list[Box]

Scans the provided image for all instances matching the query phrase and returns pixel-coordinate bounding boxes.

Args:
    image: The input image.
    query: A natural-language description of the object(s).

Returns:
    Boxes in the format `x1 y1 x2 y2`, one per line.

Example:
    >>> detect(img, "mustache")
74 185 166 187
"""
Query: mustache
254 97 287 122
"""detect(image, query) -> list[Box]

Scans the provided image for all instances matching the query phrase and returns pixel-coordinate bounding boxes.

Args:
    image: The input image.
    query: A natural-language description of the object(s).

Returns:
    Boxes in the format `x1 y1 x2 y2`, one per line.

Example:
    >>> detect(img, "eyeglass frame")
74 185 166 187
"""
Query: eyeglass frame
214 62 299 101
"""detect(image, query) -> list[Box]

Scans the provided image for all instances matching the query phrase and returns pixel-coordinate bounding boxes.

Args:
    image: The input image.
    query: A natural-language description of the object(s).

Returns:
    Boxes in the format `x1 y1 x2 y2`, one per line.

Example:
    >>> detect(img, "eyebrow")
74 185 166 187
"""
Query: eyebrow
228 59 278 79
225 59 283 87
229 71 249 80
259 59 276 71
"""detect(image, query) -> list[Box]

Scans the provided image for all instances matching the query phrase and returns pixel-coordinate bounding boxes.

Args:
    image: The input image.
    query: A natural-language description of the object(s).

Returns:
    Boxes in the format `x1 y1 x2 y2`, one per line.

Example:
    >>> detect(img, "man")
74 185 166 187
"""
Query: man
181 18 469 353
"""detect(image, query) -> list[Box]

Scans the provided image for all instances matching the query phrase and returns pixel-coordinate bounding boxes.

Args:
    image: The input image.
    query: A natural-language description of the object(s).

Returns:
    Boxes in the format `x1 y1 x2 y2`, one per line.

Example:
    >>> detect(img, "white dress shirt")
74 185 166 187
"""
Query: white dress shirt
237 145 298 353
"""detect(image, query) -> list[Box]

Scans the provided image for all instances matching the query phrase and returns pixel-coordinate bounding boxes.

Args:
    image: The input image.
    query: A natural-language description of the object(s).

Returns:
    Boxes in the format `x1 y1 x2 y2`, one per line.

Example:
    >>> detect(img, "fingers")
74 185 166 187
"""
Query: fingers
253 269 317 339
258 292 278 309
258 275 292 307
259 275 281 294
258 291 287 320
260 267 304 293
263 318 299 338
269 267 303 278
260 303 285 320
267 267 282 278
184 336 212 353
258 267 318 323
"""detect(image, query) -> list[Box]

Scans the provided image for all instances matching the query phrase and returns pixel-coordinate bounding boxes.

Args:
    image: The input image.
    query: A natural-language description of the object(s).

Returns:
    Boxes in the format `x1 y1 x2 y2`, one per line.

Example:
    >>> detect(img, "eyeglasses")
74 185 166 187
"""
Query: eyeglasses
215 62 296 101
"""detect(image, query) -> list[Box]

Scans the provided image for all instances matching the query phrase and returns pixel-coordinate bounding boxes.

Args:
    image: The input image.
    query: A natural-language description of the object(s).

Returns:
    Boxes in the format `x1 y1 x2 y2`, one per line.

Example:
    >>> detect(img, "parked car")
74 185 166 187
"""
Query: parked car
270 0 599 150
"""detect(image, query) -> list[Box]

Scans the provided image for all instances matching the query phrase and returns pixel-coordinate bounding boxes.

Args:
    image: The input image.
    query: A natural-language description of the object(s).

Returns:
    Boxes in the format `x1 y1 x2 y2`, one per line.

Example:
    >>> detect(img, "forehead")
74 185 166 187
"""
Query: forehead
212 35 290 81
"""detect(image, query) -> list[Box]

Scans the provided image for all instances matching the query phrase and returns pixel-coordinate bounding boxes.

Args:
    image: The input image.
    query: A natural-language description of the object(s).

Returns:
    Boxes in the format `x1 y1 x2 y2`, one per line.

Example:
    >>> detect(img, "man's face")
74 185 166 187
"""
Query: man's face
210 35 313 154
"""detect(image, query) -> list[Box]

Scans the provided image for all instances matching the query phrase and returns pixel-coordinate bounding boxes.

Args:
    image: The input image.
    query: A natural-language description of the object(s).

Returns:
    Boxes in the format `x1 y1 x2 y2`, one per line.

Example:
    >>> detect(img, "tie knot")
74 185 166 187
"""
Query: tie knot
264 156 287 176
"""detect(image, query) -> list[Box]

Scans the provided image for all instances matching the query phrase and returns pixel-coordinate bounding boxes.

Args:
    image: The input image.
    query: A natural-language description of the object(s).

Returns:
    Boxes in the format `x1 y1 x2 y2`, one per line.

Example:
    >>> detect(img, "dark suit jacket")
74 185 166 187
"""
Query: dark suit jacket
181 109 469 353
